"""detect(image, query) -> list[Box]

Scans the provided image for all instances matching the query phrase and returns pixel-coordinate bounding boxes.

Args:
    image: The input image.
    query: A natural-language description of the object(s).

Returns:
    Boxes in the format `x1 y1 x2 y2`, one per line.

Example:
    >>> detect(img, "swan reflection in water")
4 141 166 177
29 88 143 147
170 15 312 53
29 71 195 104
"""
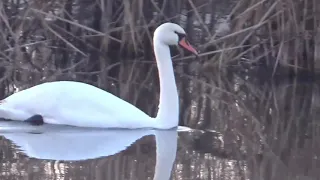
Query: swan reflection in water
0 121 181 180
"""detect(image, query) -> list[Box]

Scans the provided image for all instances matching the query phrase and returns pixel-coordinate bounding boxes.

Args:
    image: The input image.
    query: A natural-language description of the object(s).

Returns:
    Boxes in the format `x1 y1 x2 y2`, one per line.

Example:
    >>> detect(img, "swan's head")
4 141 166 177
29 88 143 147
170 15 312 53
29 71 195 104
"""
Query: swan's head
154 23 198 55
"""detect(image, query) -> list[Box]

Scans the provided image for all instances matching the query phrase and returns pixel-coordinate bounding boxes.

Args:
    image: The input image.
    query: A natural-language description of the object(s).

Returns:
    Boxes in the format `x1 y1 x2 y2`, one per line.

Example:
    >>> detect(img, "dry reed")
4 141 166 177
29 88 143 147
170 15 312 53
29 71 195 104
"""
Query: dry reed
1 2 320 179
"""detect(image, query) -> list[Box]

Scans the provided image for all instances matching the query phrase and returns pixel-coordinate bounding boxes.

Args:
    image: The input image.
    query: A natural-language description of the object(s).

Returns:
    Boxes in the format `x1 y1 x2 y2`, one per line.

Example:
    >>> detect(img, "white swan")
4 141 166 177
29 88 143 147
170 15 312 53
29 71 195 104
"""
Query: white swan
0 23 198 129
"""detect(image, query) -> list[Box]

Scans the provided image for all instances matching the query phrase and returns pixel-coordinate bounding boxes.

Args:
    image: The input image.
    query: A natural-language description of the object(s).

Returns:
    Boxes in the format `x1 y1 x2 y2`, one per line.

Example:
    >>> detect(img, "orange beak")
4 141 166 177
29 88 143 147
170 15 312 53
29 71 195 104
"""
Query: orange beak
178 37 198 56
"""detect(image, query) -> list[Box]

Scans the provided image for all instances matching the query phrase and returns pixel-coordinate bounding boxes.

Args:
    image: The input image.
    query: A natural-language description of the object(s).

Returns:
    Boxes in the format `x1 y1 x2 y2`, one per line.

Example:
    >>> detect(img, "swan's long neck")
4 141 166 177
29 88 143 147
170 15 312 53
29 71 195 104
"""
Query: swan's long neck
153 40 179 129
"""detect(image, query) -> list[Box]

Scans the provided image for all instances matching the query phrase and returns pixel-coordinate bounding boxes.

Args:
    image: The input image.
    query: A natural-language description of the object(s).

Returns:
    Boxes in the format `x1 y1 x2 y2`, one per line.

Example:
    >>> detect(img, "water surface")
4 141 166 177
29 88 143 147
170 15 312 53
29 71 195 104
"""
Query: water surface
0 106 319 180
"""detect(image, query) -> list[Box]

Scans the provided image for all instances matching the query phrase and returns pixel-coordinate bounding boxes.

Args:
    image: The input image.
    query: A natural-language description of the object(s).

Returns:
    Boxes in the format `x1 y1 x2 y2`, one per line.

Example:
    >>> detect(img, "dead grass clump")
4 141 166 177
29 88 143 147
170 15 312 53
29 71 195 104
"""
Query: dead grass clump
202 0 320 76
0 0 162 98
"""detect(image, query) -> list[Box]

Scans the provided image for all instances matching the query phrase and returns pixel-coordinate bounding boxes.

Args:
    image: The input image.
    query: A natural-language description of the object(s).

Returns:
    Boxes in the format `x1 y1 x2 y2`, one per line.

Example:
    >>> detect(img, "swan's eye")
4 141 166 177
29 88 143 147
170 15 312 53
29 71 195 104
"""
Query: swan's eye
174 31 186 41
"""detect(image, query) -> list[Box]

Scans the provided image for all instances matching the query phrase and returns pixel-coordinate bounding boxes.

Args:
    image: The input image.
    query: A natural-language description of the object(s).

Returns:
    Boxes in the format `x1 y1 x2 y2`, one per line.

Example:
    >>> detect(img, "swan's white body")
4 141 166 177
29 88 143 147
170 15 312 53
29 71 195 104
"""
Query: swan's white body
0 81 155 128
0 23 197 129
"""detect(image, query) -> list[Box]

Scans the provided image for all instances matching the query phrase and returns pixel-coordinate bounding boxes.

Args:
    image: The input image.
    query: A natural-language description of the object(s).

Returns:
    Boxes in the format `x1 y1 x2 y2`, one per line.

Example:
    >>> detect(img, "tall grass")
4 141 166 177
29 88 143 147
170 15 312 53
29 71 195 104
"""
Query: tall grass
203 0 320 77
1 0 318 83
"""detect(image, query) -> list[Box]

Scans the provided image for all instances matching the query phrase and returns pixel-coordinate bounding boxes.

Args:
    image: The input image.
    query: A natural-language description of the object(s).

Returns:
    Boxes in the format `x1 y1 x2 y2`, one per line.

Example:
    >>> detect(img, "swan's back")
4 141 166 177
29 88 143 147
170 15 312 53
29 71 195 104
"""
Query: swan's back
1 81 153 128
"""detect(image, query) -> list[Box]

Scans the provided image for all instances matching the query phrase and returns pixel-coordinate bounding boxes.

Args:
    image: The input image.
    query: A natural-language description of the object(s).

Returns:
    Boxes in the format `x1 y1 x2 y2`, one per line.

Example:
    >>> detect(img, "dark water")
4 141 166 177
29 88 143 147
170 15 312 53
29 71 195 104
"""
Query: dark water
0 123 221 180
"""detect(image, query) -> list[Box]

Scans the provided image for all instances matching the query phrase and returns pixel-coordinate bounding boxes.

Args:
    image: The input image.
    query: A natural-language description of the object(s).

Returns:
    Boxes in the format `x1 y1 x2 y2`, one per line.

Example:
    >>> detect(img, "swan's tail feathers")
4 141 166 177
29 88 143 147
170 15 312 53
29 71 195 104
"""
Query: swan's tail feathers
0 100 8 119
24 114 44 126
0 100 6 105
0 107 11 120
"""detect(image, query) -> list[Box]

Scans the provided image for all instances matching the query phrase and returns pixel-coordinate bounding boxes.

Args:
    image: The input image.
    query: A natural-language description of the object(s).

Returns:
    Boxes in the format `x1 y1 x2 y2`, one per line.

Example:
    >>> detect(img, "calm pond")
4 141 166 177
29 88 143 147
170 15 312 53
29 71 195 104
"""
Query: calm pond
0 79 319 180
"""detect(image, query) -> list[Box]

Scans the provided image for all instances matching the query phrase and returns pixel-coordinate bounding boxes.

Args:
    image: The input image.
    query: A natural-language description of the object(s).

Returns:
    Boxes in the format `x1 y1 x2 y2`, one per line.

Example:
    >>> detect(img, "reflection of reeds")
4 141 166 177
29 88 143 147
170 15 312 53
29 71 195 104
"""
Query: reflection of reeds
224 74 320 179
176 68 320 179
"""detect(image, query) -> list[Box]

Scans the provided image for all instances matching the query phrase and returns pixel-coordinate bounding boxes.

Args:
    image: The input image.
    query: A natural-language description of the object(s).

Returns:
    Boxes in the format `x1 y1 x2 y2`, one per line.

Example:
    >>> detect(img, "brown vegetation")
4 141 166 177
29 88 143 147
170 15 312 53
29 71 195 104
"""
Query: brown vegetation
204 0 320 77
0 0 318 91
